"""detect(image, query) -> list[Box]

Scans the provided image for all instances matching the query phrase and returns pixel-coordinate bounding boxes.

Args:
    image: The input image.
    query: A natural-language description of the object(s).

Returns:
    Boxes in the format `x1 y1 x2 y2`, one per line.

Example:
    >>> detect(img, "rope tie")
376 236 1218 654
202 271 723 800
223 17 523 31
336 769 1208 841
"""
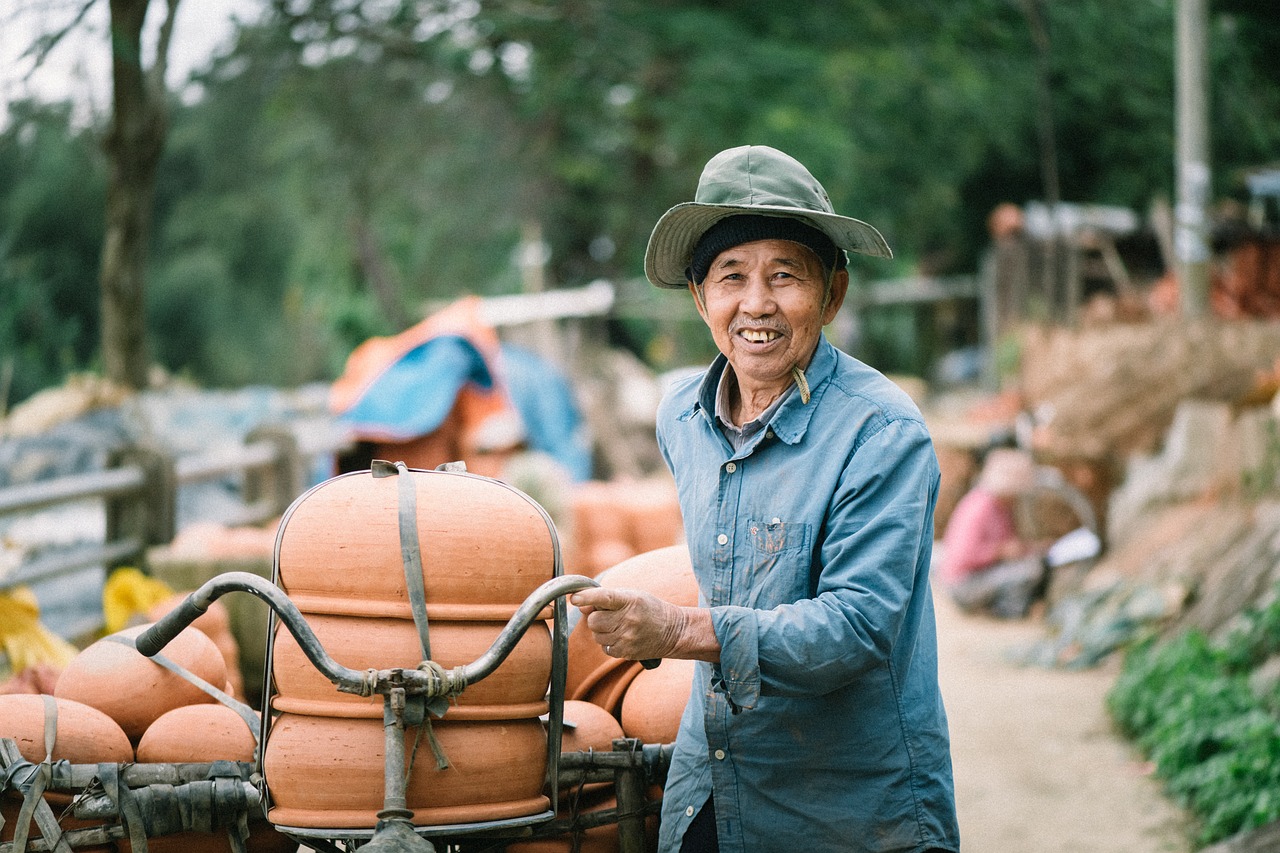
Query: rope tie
790 364 811 404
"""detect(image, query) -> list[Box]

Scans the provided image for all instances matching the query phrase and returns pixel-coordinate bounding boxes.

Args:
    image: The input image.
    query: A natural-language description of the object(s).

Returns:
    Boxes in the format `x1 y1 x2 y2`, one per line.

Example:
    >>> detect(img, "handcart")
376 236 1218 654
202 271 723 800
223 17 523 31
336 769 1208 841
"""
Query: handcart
1 463 673 853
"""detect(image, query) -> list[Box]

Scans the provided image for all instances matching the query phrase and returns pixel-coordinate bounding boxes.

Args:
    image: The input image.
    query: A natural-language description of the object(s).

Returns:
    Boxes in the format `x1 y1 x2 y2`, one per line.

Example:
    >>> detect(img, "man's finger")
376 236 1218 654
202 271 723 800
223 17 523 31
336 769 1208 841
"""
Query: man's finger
570 586 630 611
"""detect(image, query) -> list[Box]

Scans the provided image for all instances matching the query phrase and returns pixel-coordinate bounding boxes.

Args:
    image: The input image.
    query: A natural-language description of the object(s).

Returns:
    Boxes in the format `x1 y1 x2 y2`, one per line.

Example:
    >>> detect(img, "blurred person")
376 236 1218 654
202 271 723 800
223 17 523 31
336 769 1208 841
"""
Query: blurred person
571 146 958 853
936 447 1048 618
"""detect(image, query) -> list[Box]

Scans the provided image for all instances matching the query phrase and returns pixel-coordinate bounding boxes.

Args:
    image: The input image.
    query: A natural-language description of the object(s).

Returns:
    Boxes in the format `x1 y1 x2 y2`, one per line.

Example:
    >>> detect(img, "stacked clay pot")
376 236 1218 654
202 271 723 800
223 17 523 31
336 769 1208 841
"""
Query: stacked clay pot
568 479 684 577
55 623 227 743
126 705 295 853
262 468 559 830
148 593 244 700
0 694 132 852
566 545 696 716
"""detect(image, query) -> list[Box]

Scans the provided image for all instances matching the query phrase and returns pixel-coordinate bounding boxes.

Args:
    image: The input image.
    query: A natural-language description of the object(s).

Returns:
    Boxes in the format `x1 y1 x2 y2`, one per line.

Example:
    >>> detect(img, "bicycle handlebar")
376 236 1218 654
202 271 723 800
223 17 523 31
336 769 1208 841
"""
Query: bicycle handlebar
135 572 656 698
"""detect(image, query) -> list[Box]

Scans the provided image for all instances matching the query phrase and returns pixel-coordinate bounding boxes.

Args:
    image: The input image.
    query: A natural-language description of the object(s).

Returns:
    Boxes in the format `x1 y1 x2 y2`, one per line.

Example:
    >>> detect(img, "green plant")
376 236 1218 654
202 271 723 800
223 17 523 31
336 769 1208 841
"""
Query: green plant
1108 585 1280 845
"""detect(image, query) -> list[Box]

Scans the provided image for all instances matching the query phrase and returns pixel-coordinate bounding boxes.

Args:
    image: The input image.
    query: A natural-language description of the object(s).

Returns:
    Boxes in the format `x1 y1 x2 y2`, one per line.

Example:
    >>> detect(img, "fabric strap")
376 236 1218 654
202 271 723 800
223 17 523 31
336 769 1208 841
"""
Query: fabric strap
371 459 451 771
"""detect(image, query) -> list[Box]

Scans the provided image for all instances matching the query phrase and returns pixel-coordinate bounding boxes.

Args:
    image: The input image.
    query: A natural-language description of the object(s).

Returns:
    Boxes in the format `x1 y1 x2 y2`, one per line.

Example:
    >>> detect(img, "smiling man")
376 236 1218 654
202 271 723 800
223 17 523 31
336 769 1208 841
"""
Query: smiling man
571 146 959 853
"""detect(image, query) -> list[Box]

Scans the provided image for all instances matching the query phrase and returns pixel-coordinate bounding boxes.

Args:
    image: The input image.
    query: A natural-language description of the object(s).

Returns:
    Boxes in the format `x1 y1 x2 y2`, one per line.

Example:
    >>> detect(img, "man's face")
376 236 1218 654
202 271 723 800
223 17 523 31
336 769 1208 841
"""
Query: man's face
689 238 848 400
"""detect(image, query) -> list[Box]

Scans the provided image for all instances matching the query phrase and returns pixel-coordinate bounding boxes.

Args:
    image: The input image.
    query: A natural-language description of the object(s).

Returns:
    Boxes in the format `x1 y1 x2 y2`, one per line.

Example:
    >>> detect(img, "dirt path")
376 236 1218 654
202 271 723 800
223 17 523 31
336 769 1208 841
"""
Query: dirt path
934 590 1192 853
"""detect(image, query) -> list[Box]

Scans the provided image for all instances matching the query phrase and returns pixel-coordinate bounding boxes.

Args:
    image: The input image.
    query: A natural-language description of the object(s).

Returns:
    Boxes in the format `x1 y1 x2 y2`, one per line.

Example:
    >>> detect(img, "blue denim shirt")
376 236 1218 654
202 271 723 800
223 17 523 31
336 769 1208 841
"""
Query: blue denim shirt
655 337 959 853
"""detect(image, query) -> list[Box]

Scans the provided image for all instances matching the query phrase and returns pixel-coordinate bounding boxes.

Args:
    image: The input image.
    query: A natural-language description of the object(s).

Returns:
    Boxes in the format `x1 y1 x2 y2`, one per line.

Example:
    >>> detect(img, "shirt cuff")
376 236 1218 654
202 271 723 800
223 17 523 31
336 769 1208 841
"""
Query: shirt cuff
710 605 761 710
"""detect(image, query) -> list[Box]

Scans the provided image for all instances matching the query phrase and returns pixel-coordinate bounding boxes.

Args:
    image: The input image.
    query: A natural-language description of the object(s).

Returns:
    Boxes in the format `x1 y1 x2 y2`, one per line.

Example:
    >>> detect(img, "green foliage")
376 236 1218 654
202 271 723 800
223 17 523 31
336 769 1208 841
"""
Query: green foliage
0 101 105 408
1108 590 1280 845
7 1 1280 395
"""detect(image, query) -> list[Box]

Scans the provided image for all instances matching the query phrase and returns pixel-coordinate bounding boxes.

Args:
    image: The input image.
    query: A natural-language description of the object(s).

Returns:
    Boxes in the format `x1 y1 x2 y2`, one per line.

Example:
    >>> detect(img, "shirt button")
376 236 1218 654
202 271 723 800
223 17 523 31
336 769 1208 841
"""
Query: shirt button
716 533 728 546
725 462 737 473
714 749 726 760
765 429 775 439
685 805 696 817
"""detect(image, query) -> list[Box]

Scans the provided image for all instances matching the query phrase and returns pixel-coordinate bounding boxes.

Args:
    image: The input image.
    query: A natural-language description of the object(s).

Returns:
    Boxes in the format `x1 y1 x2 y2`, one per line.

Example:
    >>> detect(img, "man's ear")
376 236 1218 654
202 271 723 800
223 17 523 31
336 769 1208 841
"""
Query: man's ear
688 280 710 324
822 269 850 325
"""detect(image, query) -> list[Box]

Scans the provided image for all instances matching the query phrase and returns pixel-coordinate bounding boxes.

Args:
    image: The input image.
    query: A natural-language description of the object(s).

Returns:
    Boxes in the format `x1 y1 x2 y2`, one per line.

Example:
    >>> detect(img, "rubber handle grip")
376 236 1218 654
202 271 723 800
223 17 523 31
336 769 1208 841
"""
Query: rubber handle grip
135 598 206 657
641 658 660 669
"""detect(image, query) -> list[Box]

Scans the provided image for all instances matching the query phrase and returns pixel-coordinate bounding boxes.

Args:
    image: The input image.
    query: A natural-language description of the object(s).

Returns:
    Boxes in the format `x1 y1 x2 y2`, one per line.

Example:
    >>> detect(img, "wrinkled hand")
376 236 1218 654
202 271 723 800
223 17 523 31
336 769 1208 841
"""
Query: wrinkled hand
571 586 715 662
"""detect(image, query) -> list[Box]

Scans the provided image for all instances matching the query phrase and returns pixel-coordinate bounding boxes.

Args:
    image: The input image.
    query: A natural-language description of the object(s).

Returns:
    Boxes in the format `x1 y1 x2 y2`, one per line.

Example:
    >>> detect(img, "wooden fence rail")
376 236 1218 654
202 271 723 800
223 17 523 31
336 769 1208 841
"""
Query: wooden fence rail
0 418 351 596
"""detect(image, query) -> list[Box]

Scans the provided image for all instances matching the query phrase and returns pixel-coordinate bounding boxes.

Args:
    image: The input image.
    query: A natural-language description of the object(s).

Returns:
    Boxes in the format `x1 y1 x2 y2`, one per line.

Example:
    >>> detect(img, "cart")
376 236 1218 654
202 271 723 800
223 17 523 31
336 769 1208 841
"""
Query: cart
1 464 672 853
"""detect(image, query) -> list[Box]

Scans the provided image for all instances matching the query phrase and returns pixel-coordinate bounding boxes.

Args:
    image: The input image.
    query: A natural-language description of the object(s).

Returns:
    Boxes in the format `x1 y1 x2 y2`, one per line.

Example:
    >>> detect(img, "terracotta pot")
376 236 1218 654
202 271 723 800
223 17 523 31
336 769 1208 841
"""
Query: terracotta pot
594 545 696 606
276 470 556 621
0 694 133 763
583 662 644 717
560 700 624 755
263 713 549 829
566 545 696 698
270 615 551 720
620 480 684 555
149 594 243 698
619 658 696 747
55 624 227 741
136 704 259 763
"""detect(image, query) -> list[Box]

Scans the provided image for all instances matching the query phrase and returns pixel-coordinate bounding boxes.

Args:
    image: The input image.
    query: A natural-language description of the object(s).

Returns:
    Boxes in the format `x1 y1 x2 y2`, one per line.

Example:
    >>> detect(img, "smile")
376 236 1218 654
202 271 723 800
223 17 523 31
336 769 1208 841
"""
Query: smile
739 328 782 343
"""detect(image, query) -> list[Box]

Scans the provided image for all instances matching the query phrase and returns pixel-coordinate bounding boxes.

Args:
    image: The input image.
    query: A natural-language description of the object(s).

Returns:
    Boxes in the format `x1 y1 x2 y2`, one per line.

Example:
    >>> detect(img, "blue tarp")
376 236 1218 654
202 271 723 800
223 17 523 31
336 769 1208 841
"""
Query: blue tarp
337 335 592 481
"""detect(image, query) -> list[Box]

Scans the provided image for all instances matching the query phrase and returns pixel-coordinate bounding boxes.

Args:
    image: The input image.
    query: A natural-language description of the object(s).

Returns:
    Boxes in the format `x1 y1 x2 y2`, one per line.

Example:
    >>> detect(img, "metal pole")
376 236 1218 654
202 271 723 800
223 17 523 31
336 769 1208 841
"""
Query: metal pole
1175 0 1211 317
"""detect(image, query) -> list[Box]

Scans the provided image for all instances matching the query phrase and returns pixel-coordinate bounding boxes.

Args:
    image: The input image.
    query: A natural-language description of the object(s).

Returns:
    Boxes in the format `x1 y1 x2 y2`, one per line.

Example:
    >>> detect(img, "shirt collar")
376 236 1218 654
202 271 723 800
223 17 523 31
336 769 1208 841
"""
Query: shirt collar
684 336 838 446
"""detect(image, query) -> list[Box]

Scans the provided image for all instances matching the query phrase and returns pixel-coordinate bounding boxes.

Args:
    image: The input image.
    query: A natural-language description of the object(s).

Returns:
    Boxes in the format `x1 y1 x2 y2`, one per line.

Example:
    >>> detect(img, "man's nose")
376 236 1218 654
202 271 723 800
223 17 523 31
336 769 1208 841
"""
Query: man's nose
739 276 776 315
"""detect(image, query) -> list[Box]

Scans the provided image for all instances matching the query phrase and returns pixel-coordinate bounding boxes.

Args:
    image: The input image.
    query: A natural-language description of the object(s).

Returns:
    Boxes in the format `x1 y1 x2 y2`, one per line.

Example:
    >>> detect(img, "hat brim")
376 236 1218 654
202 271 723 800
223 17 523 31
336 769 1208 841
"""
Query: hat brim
643 202 893 289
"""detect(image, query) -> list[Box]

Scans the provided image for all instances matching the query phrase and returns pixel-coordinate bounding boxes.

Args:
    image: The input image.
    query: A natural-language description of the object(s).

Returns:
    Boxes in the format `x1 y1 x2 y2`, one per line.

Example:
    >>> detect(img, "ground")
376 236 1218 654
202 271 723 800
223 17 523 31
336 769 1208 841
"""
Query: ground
934 590 1193 853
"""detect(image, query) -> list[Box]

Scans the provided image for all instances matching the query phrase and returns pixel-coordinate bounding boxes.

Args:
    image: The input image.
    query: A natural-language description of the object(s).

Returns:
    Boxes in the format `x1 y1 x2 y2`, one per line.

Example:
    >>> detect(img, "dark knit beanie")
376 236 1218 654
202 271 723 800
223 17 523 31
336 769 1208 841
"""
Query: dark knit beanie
687 214 846 285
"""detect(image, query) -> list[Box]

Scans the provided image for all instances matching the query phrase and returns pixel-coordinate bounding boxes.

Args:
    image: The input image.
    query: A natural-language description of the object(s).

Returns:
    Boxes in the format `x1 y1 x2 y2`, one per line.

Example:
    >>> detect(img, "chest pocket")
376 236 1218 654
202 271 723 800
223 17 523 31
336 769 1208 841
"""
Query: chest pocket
743 519 812 608
749 519 809 555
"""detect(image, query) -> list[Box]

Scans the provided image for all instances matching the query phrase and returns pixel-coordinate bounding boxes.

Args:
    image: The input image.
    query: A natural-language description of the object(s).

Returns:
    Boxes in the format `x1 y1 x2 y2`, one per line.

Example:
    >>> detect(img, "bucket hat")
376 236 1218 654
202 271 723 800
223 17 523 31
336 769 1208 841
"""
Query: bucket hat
643 145 892 288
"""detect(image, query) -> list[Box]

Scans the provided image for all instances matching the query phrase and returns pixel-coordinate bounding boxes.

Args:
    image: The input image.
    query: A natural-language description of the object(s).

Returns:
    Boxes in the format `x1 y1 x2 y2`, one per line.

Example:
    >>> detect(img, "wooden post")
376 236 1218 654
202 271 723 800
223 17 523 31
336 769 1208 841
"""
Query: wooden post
106 444 177 558
612 738 647 853
245 424 304 517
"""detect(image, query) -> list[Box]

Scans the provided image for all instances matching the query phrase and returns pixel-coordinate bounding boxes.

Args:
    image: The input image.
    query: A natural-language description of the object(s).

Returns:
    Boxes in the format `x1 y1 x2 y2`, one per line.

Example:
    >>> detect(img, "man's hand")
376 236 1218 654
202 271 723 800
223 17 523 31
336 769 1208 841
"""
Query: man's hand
570 586 720 663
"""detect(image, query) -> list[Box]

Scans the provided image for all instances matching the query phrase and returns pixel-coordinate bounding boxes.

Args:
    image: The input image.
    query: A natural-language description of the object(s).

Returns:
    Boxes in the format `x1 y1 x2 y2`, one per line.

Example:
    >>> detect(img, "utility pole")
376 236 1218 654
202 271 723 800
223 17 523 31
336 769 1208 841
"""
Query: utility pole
1175 0 1211 317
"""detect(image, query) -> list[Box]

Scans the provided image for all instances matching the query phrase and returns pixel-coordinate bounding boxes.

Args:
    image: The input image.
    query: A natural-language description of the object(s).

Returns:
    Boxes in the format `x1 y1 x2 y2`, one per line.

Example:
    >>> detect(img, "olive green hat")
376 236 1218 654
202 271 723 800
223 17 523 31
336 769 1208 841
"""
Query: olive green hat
643 145 892 289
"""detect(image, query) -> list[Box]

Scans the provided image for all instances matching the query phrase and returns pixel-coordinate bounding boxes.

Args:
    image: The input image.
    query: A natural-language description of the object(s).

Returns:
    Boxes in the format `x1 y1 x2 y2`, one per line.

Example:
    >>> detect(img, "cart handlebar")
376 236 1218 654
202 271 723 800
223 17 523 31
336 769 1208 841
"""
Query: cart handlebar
134 572 634 698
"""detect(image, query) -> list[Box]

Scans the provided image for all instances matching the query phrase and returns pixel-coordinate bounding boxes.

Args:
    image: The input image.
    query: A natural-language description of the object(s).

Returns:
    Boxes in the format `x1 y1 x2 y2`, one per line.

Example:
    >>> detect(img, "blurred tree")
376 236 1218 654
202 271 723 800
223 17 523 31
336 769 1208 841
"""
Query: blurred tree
98 0 181 389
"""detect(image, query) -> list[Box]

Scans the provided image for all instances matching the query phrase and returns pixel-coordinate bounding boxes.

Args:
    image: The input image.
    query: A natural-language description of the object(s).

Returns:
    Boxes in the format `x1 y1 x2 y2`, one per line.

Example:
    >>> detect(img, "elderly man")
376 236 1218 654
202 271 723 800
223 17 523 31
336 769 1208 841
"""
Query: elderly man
571 146 958 853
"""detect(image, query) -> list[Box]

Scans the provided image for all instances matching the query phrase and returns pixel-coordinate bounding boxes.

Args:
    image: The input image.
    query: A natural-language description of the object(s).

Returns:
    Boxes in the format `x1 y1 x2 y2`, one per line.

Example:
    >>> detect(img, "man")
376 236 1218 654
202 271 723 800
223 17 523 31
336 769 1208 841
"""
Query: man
571 145 959 853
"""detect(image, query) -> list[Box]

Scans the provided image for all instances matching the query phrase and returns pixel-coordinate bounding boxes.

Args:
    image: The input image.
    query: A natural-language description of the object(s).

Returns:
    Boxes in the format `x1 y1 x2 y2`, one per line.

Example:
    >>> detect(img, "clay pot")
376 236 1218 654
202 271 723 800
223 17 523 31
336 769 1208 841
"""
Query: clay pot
136 704 259 763
263 713 549 829
566 545 696 699
619 658 696 747
560 700 624 754
0 694 133 763
572 661 644 717
276 470 556 621
149 594 244 699
55 624 227 741
595 545 696 606
270 615 551 720
620 480 683 555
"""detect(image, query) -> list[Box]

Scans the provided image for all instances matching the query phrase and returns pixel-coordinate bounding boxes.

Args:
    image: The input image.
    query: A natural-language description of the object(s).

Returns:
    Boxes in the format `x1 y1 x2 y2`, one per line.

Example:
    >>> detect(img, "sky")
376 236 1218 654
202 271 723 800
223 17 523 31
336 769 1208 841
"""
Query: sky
1 0 262 128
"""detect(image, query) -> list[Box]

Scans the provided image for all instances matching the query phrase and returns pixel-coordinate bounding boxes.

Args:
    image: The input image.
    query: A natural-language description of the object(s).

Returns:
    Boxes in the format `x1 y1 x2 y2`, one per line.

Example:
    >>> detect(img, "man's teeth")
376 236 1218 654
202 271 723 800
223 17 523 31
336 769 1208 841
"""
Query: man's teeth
741 329 779 343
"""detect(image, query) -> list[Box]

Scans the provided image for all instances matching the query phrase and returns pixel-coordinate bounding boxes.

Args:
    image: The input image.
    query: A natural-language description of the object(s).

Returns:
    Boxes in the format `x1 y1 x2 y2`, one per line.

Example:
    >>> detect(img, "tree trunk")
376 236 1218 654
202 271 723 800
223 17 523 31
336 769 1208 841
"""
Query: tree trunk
100 0 175 389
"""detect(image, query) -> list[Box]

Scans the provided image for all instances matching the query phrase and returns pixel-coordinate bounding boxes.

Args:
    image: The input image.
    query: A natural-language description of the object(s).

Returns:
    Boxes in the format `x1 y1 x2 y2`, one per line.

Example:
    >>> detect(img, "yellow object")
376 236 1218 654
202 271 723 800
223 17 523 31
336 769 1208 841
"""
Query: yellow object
0 587 78 673
102 567 175 635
